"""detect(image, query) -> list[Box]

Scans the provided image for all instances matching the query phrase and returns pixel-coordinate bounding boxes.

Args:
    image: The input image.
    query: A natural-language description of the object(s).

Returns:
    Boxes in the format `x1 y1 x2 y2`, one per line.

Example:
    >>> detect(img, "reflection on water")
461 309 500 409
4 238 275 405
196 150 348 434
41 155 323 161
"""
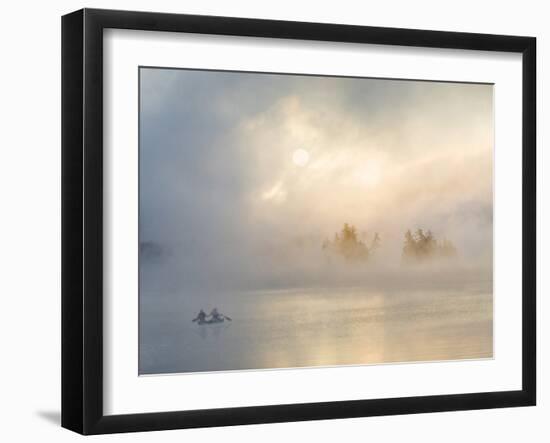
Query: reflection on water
139 285 492 374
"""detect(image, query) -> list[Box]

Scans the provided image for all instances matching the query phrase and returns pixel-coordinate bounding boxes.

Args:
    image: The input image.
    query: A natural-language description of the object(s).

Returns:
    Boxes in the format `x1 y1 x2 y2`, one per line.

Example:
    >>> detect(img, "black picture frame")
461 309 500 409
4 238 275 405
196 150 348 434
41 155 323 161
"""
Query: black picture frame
62 8 536 435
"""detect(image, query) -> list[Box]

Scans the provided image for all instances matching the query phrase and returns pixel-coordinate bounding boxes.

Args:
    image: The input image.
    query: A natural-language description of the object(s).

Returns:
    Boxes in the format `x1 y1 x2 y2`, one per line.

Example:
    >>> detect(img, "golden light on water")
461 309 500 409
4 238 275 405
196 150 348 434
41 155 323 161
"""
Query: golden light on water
292 148 310 167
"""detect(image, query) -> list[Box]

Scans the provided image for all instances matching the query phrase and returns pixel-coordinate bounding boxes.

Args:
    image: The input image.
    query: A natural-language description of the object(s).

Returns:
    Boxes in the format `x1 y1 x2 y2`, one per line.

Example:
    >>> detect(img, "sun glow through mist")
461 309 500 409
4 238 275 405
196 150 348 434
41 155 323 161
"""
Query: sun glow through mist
292 148 310 167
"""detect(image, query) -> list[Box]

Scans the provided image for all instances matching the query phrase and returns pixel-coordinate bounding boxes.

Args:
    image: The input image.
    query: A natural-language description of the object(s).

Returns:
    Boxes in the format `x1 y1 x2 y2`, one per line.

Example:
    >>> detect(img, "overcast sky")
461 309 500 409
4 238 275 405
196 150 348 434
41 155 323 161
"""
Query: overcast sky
139 68 493 290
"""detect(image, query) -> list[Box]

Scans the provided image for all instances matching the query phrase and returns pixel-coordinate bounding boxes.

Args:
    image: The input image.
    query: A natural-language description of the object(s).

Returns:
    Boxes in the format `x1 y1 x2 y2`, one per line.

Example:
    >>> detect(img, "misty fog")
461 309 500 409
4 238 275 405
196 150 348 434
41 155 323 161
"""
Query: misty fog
140 68 492 294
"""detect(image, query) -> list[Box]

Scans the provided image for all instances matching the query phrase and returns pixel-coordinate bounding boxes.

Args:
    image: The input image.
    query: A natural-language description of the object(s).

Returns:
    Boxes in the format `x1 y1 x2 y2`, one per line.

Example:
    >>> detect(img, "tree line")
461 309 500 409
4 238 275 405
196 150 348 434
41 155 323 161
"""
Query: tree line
322 224 456 263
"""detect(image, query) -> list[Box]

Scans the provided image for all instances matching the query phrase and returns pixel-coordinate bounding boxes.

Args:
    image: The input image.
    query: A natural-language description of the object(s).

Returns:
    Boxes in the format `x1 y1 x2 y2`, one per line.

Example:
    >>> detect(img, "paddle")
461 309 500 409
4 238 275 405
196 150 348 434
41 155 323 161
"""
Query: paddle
223 315 232 321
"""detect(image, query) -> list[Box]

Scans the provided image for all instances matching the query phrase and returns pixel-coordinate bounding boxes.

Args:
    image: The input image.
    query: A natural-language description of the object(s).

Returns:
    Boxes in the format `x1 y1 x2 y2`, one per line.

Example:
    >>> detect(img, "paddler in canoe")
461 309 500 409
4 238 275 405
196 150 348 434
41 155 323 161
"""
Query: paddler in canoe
192 308 232 324
193 309 207 323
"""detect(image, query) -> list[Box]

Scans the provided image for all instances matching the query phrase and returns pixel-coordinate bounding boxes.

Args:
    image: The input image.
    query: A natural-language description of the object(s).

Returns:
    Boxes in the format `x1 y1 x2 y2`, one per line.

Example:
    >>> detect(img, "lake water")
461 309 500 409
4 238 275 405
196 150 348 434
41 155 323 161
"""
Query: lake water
139 283 492 374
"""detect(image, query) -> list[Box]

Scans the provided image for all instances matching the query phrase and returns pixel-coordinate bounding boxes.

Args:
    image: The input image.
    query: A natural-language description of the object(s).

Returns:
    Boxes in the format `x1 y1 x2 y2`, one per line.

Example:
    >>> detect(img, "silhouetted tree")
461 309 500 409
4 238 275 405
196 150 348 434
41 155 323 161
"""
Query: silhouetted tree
403 230 416 262
370 232 381 252
402 229 457 262
323 224 380 262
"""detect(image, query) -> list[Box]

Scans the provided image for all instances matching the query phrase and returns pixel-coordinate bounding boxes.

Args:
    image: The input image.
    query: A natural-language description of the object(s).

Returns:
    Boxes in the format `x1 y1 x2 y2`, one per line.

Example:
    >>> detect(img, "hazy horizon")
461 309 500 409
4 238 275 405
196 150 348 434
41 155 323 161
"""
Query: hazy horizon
140 68 493 293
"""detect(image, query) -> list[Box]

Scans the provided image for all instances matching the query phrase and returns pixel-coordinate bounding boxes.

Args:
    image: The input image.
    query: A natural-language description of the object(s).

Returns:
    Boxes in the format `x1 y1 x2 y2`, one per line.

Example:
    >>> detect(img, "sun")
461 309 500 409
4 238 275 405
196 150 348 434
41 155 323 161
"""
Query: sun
292 149 310 167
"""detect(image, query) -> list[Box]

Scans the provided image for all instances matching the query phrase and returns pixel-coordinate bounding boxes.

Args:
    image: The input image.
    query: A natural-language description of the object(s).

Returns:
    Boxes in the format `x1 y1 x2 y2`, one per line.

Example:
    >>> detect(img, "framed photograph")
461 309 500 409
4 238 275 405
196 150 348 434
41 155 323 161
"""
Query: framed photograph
62 8 536 435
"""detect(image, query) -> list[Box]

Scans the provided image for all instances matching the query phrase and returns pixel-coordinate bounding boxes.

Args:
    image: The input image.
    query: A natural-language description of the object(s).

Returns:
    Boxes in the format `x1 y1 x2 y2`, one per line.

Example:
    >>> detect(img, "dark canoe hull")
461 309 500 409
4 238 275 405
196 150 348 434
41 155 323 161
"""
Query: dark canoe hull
197 318 225 325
